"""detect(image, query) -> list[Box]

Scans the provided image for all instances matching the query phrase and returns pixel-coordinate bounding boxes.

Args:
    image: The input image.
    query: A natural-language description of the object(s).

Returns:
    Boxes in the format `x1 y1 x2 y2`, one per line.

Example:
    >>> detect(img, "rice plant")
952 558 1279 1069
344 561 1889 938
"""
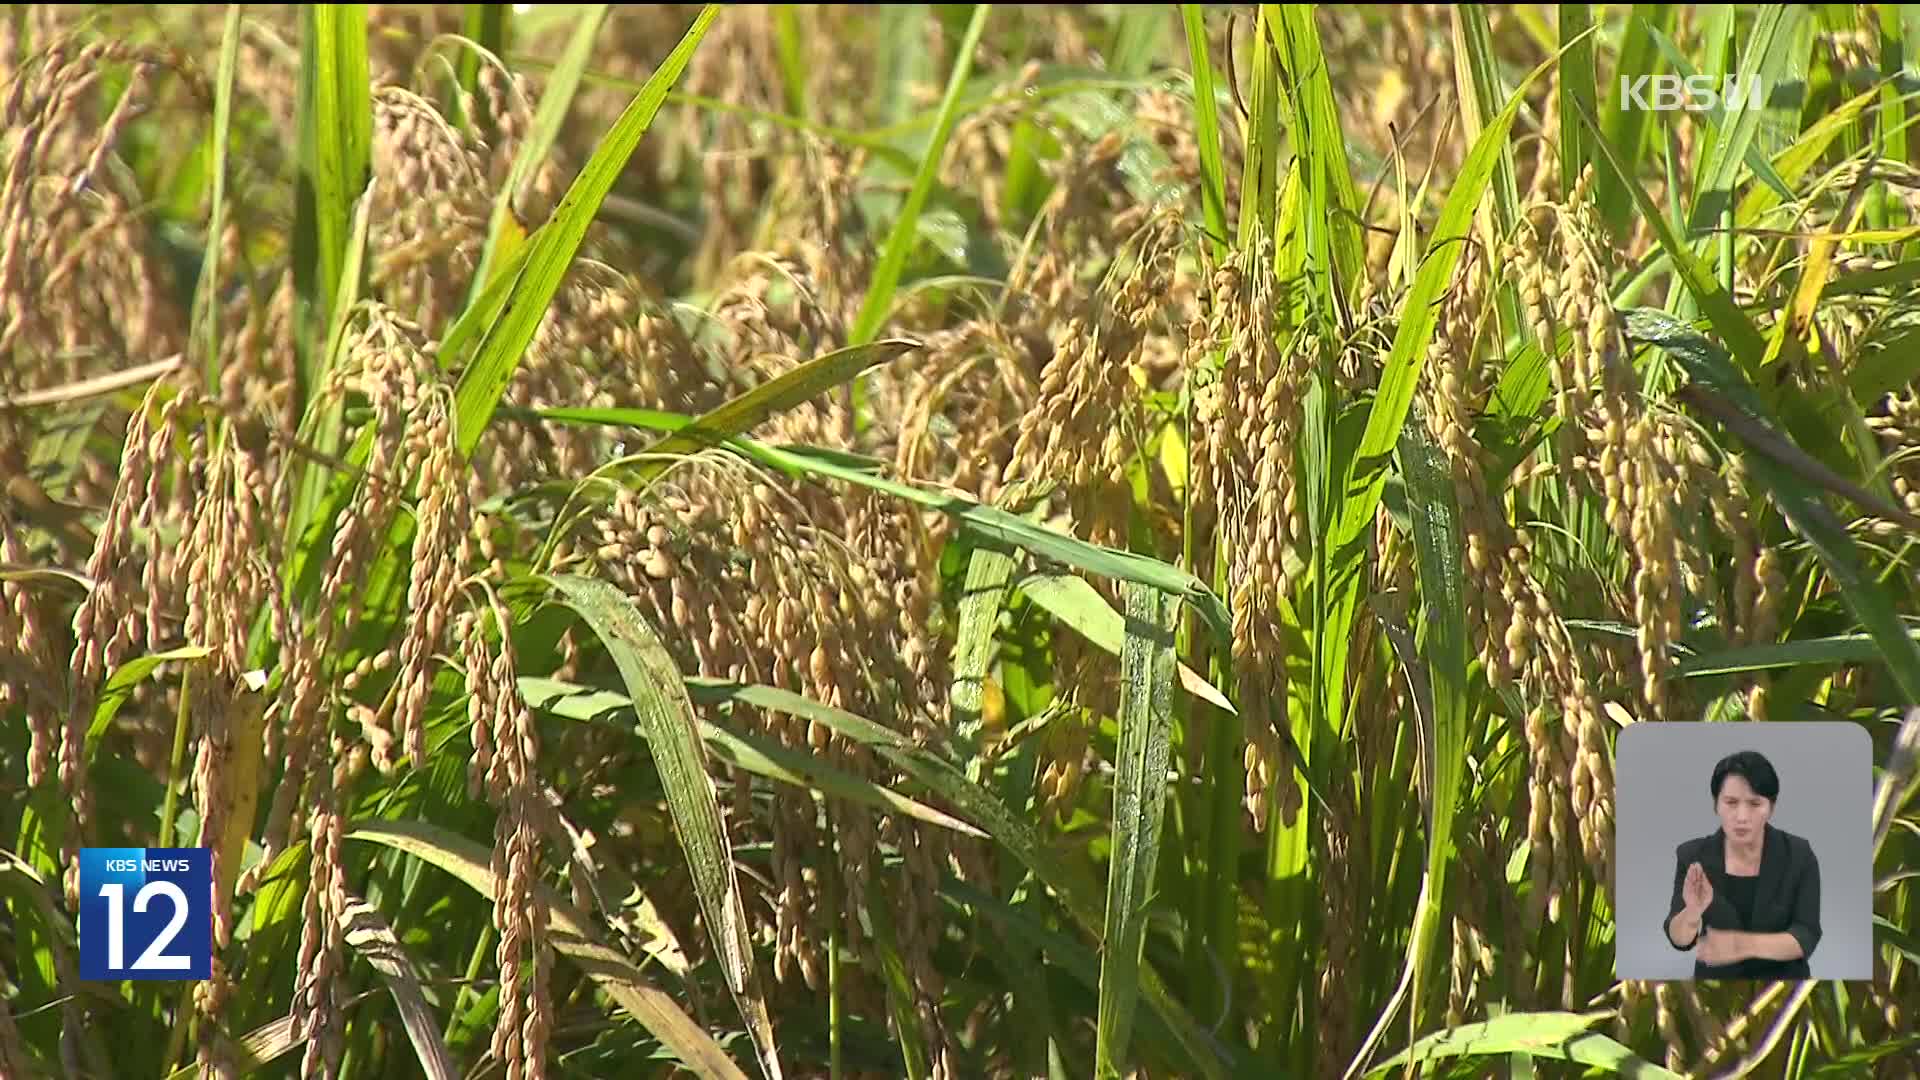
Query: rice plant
3 5 1920 1078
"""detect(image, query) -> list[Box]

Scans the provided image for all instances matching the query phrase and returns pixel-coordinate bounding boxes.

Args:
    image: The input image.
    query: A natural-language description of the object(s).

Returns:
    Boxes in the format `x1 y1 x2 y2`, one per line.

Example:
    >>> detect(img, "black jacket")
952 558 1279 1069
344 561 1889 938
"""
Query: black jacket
1665 823 1821 979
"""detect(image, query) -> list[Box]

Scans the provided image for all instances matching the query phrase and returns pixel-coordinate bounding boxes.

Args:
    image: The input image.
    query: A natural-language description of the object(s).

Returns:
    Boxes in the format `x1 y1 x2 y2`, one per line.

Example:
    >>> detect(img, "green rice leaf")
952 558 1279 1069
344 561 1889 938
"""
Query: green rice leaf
1179 5 1230 263
1368 1011 1683 1078
346 819 751 1079
1268 4 1363 303
194 4 242 390
1675 631 1920 678
467 4 609 296
544 573 782 1080
453 5 717 459
1332 45 1559 556
1694 6 1803 221
517 676 986 838
1394 407 1471 1032
519 403 1234 649
950 547 1019 775
1557 4 1595 196
1095 583 1178 1079
1623 307 1920 708
336 893 460 1080
1573 101 1768 374
676 677 1230 1077
1014 571 1234 715
292 2 371 412
1321 43 1564 757
684 677 912 751
1595 6 1675 236
847 3 990 348
628 338 921 483
84 646 213 761
1639 19 1795 205
162 1014 304 1079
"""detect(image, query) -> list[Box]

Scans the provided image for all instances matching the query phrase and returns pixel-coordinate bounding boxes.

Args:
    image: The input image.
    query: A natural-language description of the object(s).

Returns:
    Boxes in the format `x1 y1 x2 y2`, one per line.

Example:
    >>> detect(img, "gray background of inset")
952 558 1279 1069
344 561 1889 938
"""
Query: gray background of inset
1613 721 1874 980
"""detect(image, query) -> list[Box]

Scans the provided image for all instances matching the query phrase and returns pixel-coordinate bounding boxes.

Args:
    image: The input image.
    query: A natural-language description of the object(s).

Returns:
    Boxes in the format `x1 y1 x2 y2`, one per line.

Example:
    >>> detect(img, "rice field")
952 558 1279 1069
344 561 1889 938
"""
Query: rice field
3 4 1920 1078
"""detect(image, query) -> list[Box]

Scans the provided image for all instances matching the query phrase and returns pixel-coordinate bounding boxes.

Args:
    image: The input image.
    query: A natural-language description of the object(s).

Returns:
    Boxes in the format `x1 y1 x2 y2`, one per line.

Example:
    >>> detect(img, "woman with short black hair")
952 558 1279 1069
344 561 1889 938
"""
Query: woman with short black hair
1663 750 1822 979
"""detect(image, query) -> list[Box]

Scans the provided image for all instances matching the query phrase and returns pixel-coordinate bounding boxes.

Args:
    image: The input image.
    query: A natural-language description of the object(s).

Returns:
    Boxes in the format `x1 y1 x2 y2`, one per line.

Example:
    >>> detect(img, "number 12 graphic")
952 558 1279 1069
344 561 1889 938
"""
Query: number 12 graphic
79 848 211 981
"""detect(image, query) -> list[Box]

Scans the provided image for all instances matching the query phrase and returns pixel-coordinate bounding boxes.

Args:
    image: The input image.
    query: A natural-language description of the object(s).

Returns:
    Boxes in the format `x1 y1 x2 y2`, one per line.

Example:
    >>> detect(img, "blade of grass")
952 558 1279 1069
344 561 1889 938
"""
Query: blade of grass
943 873 1211 1070
1765 165 1876 371
1237 9 1281 246
698 723 985 839
1333 44 1564 562
1640 21 1795 205
1340 419 1475 1080
81 646 213 761
229 843 312 1032
527 404 1236 646
873 4 933 128
770 5 807 119
453 3 509 134
1323 52 1567 1071
1675 630 1920 678
1395 407 1472 1039
937 877 1065 1074
279 6 720 723
1014 570 1236 716
544 574 782 1080
683 678 911 750
1676 6 1804 320
1657 348 1919 532
847 3 990 348
194 4 242 392
507 62 918 171
1109 6 1167 77
1095 583 1177 1079
1180 5 1229 264
680 676 1233 1077
863 882 931 1080
1734 80 1887 229
345 819 751 1080
453 4 717 460
1268 4 1363 307
291 3 370 417
337 893 460 1080
1849 322 1920 399
1572 97 1769 374
518 397 1228 641
437 238 535 373
1876 6 1910 230
287 175 375 584
467 3 608 298
514 401 879 481
517 675 986 838
1557 4 1594 196
1623 307 1920 707
208 672 268 950
949 547 1019 776
1367 1011 1683 1079
1450 4 1523 313
0 852 113 1076
161 1013 305 1079
625 338 920 483
1596 6 1675 237
1323 47 1564 764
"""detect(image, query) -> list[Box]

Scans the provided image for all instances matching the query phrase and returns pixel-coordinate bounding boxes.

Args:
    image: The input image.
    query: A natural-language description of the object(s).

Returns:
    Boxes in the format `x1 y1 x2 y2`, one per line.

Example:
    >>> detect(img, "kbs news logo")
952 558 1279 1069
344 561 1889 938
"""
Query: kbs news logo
1619 74 1766 112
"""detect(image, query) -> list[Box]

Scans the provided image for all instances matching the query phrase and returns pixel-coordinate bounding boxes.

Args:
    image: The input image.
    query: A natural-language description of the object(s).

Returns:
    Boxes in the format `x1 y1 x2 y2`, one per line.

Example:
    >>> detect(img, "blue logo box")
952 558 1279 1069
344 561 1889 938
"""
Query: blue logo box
79 847 211 981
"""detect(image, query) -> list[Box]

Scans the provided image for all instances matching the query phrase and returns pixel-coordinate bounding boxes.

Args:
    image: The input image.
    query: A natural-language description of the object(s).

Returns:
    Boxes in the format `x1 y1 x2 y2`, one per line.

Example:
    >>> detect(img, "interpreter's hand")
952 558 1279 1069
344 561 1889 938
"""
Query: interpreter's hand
1696 928 1743 968
1682 861 1713 915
